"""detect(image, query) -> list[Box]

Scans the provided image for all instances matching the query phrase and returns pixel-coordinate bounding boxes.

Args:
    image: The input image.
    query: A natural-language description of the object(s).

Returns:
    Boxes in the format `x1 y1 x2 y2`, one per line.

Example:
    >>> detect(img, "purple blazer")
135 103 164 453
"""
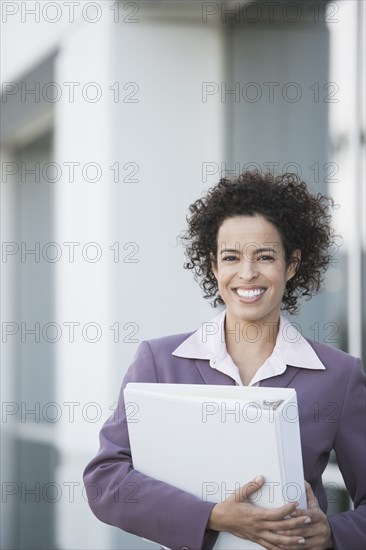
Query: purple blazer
83 332 366 550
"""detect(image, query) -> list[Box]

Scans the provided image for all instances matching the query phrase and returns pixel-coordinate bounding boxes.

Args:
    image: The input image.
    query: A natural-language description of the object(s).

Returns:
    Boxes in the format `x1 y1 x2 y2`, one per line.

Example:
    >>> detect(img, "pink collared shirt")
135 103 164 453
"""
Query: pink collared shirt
172 308 325 386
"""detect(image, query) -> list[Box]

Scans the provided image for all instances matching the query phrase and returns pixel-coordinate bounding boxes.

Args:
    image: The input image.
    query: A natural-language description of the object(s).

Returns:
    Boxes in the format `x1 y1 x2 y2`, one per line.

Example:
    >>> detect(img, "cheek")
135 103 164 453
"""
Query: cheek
215 269 232 287
267 267 288 287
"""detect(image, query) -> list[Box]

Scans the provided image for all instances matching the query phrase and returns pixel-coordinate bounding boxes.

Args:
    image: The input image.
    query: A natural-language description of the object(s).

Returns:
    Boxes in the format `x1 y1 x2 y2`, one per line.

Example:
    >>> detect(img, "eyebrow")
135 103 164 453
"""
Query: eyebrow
219 247 278 255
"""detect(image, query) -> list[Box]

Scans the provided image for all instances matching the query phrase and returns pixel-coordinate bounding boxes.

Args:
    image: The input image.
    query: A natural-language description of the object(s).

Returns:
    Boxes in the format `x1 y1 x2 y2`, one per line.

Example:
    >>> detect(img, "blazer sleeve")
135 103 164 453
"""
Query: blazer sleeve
327 356 366 550
83 340 218 550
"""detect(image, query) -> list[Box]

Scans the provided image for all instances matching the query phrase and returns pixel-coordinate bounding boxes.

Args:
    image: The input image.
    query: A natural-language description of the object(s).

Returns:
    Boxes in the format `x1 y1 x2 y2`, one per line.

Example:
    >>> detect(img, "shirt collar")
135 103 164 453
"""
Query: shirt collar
172 309 226 361
171 308 326 372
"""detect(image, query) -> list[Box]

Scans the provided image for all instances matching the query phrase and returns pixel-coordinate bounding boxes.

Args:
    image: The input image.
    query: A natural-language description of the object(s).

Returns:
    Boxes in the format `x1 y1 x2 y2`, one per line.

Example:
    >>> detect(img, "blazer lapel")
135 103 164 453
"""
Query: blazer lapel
260 365 301 388
194 359 236 386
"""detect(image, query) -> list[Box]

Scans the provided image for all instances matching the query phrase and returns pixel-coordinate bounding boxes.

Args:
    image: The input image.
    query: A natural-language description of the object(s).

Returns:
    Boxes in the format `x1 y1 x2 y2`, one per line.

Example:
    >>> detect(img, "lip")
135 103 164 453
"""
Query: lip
232 286 267 291
231 287 267 303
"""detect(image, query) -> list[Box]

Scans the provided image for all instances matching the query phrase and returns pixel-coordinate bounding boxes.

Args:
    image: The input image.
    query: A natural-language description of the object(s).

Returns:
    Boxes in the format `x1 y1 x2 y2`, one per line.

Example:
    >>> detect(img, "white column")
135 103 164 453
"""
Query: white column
53 8 115 549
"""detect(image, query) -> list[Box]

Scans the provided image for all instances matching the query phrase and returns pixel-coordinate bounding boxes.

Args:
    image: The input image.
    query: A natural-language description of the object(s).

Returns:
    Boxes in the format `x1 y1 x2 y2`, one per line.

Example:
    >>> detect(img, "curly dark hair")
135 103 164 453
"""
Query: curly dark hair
180 170 339 314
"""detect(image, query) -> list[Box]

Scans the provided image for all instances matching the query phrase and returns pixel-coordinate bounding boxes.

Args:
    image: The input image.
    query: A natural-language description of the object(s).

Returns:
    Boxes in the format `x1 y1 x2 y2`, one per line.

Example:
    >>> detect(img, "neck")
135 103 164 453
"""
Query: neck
224 311 280 359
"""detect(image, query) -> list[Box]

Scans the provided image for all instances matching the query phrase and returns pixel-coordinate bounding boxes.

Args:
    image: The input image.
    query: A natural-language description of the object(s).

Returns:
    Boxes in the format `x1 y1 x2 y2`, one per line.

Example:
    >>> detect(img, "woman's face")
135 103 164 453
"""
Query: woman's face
211 214 300 327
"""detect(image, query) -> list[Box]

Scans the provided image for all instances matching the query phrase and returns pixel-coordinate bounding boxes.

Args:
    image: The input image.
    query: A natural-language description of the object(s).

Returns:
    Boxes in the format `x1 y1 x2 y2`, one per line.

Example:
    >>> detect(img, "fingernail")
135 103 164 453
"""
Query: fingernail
255 475 264 483
304 517 311 524
298 538 305 544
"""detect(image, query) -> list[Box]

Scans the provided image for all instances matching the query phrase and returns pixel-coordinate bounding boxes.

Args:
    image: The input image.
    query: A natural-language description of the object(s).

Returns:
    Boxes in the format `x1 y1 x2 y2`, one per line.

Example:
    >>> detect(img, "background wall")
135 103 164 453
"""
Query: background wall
1 1 365 549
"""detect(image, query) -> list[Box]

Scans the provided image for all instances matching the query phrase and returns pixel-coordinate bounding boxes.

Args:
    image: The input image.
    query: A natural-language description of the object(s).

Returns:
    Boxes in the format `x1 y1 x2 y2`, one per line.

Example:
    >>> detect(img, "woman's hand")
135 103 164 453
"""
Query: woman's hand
207 476 314 550
276 481 334 549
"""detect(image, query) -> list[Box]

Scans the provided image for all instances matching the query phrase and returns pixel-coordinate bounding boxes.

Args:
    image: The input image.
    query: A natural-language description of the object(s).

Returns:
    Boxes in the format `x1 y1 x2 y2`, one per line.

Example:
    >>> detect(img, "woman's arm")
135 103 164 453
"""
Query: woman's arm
277 356 366 550
325 356 366 549
83 340 218 550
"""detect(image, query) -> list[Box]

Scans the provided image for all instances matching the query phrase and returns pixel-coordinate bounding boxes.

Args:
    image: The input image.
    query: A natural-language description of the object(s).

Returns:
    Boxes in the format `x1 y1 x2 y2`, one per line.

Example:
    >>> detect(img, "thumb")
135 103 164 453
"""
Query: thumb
236 475 265 503
304 481 319 510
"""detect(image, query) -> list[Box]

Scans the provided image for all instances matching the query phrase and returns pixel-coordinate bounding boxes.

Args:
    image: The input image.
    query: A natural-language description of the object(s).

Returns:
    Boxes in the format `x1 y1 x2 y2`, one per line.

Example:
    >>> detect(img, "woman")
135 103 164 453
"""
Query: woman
83 171 366 550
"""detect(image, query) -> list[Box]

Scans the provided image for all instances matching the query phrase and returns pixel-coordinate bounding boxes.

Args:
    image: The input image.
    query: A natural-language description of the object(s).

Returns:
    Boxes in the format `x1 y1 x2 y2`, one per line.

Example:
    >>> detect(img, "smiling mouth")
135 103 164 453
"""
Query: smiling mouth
232 288 266 300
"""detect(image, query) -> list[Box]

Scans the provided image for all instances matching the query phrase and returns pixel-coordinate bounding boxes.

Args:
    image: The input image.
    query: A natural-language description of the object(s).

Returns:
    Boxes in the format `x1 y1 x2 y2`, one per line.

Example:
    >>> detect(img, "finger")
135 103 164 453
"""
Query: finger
276 543 306 550
266 515 312 532
278 534 324 550
276 525 314 537
290 508 320 520
252 539 285 550
263 531 307 548
304 481 318 510
236 475 265 501
260 501 300 521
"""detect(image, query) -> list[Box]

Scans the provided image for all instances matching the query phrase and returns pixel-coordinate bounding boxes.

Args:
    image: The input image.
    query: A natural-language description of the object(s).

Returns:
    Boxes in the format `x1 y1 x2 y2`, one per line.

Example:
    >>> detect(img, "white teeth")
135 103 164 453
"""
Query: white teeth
235 288 265 298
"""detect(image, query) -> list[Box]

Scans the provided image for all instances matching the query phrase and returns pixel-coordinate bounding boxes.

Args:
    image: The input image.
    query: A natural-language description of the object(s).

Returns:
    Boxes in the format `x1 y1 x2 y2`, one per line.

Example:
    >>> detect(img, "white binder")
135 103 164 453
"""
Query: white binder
124 383 306 550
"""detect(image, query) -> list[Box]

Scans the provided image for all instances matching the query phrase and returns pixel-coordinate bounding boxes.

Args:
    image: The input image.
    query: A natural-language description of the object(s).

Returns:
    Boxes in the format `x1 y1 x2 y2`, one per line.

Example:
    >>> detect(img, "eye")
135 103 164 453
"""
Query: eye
257 255 275 261
222 255 238 262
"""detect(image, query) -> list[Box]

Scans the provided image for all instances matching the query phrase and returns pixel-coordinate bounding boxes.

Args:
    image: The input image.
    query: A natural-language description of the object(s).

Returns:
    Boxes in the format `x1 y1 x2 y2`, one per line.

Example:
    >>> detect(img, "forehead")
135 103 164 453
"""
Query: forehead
216 215 283 245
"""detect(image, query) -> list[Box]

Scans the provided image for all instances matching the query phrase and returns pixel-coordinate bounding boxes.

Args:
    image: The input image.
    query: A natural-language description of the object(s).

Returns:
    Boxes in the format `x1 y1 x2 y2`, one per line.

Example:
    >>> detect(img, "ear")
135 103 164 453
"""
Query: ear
286 249 301 281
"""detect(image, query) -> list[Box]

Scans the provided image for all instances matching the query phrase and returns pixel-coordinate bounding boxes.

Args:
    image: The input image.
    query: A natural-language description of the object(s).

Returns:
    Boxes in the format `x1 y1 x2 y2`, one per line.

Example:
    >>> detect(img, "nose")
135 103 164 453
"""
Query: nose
237 258 259 280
